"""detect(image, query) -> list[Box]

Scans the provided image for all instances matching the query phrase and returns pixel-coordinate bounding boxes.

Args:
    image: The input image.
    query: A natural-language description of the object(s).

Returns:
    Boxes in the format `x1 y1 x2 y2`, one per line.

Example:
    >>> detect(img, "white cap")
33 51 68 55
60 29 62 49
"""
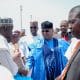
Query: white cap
0 18 13 27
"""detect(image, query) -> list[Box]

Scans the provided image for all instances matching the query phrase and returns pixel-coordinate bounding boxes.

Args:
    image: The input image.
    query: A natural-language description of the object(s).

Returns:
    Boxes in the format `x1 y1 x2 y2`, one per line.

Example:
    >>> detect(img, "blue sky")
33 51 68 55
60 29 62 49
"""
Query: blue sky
0 0 80 34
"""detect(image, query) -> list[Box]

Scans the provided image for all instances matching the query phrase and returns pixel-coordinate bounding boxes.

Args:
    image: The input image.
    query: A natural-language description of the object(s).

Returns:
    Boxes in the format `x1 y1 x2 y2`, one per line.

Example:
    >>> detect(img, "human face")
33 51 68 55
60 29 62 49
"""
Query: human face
4 25 13 42
60 21 68 33
42 28 53 40
11 34 19 44
68 11 80 38
30 26 38 36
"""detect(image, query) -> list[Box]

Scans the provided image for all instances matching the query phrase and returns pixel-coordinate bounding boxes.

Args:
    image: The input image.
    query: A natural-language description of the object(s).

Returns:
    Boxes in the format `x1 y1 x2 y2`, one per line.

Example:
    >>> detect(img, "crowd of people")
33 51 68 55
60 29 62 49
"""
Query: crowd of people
0 5 80 80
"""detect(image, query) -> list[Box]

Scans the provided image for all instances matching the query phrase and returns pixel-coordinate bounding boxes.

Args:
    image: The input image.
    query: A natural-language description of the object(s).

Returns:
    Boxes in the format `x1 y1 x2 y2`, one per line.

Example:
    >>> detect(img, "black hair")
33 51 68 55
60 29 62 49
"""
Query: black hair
41 21 53 29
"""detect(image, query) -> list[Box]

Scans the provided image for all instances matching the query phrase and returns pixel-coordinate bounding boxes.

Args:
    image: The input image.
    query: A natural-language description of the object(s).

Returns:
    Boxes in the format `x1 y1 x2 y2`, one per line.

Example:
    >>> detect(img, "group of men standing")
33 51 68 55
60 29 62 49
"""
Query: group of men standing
0 5 80 80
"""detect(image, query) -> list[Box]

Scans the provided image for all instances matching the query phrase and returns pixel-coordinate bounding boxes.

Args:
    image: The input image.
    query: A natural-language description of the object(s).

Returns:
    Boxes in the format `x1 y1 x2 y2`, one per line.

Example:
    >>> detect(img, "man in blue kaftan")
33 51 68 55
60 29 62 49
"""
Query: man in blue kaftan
41 21 69 80
26 21 69 80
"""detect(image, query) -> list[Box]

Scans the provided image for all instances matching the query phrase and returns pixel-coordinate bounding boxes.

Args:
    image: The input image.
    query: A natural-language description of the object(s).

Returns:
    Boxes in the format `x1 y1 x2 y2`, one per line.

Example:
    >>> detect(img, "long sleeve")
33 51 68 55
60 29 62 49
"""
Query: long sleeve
0 49 18 76
0 35 18 76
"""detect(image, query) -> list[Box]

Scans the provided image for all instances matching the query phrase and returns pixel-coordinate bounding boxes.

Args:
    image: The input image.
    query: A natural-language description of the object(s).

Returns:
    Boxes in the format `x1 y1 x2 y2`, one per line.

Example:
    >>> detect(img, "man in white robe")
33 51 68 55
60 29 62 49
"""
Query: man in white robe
0 18 18 76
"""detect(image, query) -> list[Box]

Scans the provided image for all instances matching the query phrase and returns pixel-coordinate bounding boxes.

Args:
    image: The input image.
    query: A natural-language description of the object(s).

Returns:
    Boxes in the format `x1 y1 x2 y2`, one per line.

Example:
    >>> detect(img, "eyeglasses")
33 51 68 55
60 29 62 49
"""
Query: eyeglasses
30 26 37 29
42 30 50 32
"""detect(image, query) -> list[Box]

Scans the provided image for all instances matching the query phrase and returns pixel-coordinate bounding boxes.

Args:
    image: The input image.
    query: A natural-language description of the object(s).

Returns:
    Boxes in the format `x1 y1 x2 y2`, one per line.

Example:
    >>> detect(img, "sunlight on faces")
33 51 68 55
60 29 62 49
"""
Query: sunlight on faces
42 28 54 40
